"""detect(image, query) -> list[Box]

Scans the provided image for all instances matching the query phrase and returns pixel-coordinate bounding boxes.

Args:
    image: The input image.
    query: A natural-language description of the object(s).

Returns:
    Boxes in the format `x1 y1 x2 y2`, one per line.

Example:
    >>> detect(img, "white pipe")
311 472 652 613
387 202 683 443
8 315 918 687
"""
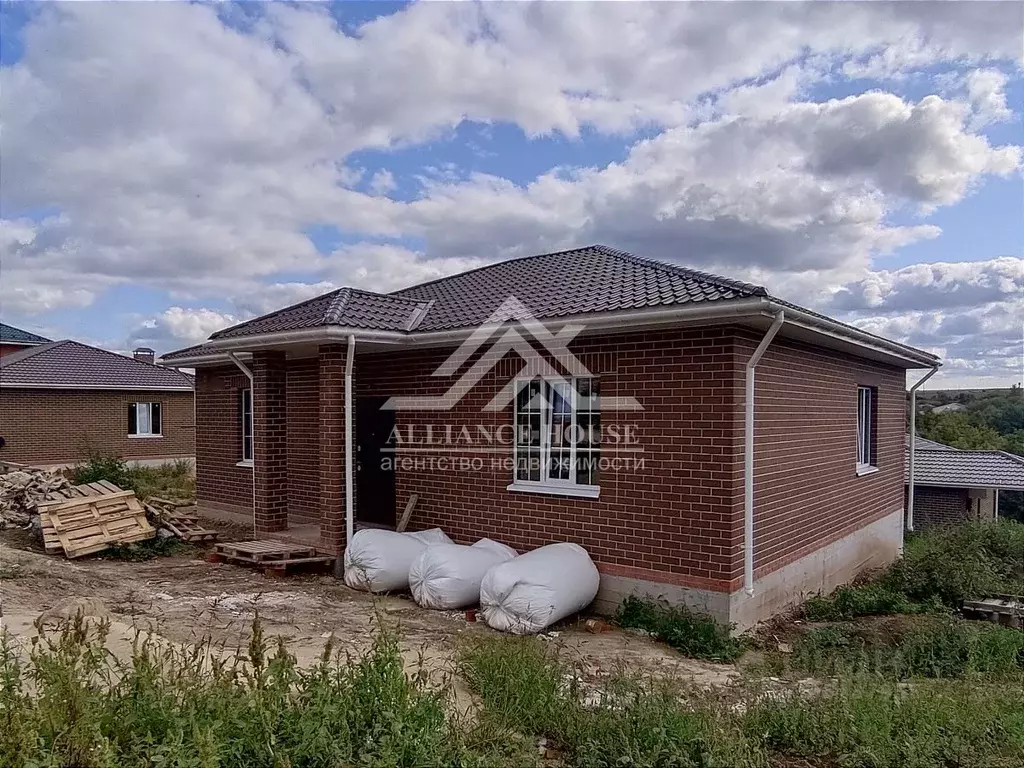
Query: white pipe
344 335 356 549
994 488 999 519
906 366 939 532
744 311 785 596
227 352 256 539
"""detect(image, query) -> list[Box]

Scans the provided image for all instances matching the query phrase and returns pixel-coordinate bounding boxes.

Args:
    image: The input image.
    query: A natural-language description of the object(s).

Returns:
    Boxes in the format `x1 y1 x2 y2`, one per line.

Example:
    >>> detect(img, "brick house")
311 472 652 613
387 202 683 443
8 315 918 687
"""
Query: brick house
163 245 940 630
0 321 51 358
906 436 1024 529
0 340 195 467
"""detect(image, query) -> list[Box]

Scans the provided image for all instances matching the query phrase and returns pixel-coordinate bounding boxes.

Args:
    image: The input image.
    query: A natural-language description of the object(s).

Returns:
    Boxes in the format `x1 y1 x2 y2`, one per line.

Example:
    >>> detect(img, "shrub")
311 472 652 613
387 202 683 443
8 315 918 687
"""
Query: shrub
803 583 927 621
70 454 135 492
615 596 743 662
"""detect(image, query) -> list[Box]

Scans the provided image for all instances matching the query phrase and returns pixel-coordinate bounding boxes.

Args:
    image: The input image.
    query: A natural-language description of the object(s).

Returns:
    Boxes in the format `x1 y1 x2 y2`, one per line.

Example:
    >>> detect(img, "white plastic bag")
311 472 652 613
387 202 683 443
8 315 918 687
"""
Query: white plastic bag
344 528 453 592
480 543 600 634
408 538 518 610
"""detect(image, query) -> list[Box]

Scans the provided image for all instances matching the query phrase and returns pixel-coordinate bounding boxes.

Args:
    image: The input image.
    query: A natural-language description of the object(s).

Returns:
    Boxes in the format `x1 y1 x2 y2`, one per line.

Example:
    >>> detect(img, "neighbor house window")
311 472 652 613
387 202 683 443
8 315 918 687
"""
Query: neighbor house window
240 389 253 462
857 385 876 470
512 377 600 494
128 402 161 437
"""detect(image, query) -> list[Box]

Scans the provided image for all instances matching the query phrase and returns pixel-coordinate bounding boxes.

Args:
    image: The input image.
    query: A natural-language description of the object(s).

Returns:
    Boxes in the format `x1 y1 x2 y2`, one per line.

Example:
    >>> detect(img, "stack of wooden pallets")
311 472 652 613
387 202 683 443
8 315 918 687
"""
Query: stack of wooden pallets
35 481 155 558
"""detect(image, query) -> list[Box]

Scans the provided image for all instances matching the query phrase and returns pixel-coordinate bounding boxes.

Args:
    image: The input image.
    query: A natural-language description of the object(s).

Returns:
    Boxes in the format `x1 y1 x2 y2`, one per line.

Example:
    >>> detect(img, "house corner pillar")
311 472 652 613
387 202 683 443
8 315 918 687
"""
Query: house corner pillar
253 351 288 534
319 344 348 557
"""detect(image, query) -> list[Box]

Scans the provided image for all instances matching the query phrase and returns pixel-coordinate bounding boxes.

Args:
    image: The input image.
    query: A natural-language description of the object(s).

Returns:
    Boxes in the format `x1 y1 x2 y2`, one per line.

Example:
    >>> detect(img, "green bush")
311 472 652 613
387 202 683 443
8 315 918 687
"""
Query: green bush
803 583 928 621
70 454 135 492
615 596 743 662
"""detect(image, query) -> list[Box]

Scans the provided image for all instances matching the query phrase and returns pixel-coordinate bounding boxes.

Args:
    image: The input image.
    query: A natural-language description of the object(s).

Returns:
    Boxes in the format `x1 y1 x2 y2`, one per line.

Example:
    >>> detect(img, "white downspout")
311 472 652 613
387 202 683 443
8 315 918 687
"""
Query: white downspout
227 352 256 538
744 311 785 597
906 366 939 532
345 335 356 549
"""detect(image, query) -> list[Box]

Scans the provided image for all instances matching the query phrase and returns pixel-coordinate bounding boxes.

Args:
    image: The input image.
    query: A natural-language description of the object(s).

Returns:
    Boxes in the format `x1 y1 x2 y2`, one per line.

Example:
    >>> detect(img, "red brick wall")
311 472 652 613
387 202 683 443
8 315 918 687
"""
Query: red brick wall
287 359 320 525
194 325 907 595
195 366 253 512
357 327 745 593
909 486 969 529
0 388 194 465
748 333 906 580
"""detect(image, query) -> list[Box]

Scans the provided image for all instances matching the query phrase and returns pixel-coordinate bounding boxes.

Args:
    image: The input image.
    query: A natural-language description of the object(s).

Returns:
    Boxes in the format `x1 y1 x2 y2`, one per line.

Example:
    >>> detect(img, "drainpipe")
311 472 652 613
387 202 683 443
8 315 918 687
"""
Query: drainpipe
345 335 356 550
744 311 785 597
906 366 939 532
227 352 256 538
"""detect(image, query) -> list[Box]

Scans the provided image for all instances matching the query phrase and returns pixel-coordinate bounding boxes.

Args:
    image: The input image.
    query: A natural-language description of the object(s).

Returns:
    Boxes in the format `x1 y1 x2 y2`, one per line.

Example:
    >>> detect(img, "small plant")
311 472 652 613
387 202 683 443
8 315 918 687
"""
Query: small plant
615 596 744 662
803 583 933 621
70 454 135 492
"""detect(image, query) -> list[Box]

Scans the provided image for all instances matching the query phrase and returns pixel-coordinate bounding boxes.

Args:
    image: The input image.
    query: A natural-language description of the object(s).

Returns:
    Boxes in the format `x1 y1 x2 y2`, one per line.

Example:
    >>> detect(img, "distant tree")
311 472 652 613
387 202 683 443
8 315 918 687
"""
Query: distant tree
917 411 1006 450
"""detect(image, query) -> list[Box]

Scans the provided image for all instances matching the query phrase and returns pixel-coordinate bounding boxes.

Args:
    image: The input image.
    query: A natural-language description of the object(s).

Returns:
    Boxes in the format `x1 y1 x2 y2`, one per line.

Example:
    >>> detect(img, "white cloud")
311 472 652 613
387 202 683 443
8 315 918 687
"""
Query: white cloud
0 2 1021 385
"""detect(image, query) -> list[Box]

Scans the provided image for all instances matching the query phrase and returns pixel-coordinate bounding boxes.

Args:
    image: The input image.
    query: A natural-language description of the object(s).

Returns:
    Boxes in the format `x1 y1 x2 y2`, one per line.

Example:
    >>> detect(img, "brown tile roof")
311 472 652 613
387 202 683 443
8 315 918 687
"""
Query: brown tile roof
391 244 766 331
202 245 766 341
906 435 961 451
210 287 430 339
907 448 1024 490
0 340 194 390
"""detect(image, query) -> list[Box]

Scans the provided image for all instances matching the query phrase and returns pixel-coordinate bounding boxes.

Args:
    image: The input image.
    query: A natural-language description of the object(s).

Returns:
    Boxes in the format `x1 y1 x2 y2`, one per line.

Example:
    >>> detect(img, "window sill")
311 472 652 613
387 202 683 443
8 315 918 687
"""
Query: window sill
236 460 254 469
506 482 600 500
128 434 163 439
856 465 879 477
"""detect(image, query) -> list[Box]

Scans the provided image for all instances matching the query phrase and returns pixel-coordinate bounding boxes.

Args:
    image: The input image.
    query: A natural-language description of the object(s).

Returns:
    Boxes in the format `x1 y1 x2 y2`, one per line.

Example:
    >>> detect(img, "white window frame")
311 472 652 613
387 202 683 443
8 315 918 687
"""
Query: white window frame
238 388 254 467
507 377 600 499
856 385 877 475
129 402 162 438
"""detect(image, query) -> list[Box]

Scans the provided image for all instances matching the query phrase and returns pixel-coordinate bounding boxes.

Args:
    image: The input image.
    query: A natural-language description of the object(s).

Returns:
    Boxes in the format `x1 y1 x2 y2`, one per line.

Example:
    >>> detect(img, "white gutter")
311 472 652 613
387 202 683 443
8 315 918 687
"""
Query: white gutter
227 352 257 539
744 310 785 597
344 335 356 550
905 366 939 532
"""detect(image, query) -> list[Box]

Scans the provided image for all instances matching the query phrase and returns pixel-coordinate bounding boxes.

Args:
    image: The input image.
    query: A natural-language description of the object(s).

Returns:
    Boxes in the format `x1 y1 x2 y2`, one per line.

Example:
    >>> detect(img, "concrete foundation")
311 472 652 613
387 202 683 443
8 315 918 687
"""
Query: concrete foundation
592 506 905 633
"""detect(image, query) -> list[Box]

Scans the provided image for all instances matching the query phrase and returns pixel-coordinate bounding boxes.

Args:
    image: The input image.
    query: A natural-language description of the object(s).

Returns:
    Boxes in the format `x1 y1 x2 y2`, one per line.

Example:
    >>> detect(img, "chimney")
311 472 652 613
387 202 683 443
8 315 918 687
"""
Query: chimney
133 347 156 365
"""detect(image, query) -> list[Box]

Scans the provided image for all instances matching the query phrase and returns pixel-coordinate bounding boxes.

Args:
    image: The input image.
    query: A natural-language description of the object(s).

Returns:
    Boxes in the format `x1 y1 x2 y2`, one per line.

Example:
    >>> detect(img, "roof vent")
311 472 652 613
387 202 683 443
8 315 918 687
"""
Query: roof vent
133 347 156 365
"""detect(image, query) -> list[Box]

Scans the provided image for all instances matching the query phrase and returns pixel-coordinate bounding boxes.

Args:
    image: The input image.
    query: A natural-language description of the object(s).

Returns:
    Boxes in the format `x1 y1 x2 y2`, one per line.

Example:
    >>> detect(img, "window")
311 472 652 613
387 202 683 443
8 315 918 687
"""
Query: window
128 402 161 437
857 385 876 471
240 389 253 462
512 377 600 496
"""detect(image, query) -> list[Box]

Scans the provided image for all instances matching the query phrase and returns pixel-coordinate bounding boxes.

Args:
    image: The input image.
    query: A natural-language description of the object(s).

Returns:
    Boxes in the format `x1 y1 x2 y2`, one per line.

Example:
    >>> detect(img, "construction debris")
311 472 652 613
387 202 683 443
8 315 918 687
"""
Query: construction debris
161 513 219 543
37 490 155 558
210 540 334 576
0 466 73 529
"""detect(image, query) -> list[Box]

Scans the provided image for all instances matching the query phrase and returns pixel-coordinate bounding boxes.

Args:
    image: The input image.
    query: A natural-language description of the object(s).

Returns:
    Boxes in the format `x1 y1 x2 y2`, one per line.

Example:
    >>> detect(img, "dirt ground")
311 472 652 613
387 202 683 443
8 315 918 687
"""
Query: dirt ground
0 525 737 710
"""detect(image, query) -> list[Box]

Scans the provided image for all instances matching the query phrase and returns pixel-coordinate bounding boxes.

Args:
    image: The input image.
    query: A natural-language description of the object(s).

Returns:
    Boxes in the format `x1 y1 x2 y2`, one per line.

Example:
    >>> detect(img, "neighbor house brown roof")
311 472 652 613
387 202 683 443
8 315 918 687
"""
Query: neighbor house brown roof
0 322 51 346
907 447 1024 490
0 340 194 390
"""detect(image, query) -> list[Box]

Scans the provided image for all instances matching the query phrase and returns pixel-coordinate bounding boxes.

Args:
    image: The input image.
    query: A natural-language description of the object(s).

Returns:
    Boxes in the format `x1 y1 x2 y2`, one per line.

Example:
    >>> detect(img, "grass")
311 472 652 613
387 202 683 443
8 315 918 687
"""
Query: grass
459 633 1024 768
69 455 195 501
615 596 744 662
1 614 487 768
803 520 1024 622
101 536 194 562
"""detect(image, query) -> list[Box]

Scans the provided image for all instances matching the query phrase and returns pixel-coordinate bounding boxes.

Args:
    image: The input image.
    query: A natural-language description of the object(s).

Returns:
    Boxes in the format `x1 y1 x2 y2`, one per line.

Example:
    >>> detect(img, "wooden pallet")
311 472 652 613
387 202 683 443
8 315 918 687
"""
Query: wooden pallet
211 540 334 575
37 491 154 558
37 479 124 505
163 513 219 542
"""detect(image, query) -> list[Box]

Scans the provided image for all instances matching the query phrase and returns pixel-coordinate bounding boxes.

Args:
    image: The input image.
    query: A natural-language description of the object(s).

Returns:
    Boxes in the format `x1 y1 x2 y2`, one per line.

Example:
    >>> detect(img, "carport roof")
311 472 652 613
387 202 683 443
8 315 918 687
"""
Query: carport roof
907 447 1024 490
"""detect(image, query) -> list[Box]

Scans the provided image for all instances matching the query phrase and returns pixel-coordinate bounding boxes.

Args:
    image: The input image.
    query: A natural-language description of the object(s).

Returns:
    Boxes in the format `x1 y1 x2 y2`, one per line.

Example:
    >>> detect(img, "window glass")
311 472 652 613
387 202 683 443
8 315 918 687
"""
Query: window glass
513 377 600 488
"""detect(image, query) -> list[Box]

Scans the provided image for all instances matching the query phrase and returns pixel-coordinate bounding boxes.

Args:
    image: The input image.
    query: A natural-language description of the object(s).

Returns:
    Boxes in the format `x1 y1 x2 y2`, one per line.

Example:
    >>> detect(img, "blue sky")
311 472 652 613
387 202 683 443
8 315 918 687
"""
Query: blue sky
0 1 1021 387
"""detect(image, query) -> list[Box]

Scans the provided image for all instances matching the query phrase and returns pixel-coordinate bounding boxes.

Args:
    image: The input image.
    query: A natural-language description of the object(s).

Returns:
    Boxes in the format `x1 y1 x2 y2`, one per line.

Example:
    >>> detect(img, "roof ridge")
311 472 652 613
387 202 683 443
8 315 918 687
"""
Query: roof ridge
323 287 353 325
210 287 346 339
592 245 768 297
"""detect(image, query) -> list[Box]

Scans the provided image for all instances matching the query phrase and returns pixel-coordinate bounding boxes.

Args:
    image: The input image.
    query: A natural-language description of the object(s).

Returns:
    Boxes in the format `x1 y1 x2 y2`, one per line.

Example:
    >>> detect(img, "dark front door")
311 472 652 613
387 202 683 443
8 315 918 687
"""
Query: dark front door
356 396 396 526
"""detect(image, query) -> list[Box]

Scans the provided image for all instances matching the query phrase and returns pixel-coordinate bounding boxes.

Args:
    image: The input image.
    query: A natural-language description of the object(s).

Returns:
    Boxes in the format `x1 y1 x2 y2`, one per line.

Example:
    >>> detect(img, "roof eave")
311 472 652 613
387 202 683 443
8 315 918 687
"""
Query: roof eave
905 480 1024 491
182 296 939 370
0 383 193 391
